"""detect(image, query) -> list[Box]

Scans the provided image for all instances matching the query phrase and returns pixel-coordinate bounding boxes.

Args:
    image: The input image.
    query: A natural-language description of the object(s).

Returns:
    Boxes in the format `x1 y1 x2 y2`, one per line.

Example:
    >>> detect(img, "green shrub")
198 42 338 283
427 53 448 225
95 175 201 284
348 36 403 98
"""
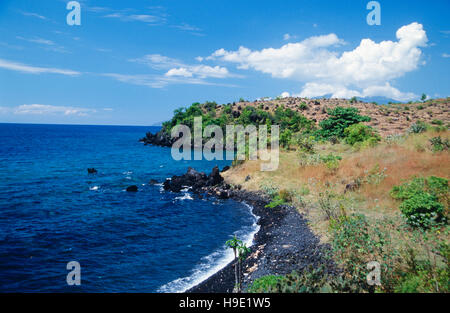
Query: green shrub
265 197 286 208
391 176 448 202
270 266 333 293
330 214 398 292
431 119 443 126
409 121 428 134
399 192 444 227
280 129 293 149
247 275 282 292
318 107 371 139
429 136 449 152
344 123 380 146
299 102 308 110
295 135 316 154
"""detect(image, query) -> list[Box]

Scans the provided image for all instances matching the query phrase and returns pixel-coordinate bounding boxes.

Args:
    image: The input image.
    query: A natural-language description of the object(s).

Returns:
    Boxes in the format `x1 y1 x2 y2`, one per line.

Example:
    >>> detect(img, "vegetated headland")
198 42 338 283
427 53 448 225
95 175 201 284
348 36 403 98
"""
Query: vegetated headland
143 96 449 293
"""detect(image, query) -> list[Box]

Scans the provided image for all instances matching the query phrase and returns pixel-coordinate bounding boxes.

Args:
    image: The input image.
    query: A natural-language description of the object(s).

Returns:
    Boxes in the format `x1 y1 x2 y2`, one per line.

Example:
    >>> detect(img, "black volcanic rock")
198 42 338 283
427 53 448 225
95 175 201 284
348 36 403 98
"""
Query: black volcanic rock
139 130 175 147
149 179 158 185
221 165 230 172
126 185 138 192
87 168 97 174
162 166 225 193
207 166 224 186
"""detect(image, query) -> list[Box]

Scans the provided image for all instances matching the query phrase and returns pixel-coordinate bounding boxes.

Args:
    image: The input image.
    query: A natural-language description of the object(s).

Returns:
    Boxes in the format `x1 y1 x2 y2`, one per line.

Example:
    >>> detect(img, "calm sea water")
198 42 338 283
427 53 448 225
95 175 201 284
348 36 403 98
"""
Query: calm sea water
0 123 258 292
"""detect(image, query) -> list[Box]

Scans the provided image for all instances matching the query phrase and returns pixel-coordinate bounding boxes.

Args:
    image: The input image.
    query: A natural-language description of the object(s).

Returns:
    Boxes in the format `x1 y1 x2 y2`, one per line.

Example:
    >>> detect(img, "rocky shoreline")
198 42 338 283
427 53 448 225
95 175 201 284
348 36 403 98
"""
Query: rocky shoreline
158 166 334 293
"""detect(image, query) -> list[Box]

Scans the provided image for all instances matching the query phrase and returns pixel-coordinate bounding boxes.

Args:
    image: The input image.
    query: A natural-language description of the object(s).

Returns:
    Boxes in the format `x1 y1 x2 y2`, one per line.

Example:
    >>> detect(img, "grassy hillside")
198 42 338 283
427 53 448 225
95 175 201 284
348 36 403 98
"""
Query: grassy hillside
163 97 449 292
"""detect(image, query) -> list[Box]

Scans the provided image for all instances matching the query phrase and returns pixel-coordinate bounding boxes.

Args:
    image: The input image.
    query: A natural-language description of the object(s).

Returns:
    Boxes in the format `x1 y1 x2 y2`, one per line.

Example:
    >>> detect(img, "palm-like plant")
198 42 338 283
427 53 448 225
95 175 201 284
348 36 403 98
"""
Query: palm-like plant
226 236 251 292
226 236 242 292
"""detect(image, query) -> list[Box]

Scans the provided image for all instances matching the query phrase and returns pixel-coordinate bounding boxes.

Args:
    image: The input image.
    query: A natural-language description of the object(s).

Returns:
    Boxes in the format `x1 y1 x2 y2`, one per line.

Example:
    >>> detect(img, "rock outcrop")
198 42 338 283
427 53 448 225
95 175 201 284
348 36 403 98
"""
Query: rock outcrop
126 185 138 192
139 130 174 147
162 166 229 197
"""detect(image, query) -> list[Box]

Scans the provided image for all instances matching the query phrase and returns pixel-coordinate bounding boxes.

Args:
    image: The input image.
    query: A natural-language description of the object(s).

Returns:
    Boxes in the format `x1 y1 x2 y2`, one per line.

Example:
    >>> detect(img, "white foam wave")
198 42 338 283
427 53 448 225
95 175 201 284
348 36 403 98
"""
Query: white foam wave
89 186 99 191
174 193 193 201
157 202 260 293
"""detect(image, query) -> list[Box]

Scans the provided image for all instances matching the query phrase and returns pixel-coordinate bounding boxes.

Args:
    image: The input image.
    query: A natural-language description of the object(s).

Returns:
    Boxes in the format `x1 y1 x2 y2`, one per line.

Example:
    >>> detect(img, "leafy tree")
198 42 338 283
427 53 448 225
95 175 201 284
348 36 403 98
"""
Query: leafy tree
421 93 427 102
318 107 371 139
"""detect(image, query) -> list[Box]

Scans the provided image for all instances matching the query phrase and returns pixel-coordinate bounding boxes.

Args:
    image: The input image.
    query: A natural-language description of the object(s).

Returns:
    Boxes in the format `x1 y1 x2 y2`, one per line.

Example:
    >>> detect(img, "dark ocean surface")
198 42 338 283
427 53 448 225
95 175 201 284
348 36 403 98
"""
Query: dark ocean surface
0 123 258 292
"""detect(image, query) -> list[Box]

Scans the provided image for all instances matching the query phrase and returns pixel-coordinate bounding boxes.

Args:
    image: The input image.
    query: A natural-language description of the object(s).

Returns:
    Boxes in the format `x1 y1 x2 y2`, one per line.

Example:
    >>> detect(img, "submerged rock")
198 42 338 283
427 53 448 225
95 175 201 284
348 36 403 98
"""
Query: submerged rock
87 168 97 174
126 185 138 192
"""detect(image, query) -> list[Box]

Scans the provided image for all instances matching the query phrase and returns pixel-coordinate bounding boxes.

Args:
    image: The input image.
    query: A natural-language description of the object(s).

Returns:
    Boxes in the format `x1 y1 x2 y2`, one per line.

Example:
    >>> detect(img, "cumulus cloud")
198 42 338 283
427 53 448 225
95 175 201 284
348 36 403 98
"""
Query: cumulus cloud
0 58 80 76
280 92 290 98
165 65 231 79
123 53 239 87
207 22 427 101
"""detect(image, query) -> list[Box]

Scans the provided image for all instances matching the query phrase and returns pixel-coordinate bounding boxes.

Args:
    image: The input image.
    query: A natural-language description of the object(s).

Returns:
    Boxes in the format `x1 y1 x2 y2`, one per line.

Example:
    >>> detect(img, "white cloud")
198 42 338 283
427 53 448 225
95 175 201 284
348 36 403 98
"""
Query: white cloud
103 73 237 89
442 53 450 58
165 65 231 79
125 54 239 87
16 36 55 46
0 104 96 116
104 12 165 24
171 23 202 32
283 33 291 40
0 58 80 76
207 22 427 101
298 82 417 101
21 12 47 20
280 92 290 98
16 36 68 53
129 54 183 69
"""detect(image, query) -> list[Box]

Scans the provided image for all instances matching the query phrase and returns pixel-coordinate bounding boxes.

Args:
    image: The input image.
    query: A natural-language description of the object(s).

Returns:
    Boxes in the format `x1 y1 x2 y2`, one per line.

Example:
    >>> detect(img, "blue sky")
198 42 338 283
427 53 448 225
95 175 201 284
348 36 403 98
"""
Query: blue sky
0 0 449 125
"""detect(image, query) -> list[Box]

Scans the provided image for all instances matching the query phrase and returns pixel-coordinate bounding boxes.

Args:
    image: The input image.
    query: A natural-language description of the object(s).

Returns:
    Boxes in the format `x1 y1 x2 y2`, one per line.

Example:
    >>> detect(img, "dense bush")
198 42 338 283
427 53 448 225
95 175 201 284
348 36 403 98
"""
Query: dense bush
317 107 371 139
391 176 448 202
343 123 380 146
391 176 448 227
399 193 444 227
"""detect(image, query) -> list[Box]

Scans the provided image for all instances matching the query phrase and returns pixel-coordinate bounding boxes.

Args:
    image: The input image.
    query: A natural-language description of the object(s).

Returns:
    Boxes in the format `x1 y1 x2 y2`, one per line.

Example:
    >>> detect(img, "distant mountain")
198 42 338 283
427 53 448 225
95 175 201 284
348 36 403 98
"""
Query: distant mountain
311 94 402 105
150 120 167 127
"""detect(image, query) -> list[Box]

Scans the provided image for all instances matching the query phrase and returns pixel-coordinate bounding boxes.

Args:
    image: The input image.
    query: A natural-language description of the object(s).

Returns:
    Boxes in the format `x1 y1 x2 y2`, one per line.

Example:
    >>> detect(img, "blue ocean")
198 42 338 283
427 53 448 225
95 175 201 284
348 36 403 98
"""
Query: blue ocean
0 123 258 292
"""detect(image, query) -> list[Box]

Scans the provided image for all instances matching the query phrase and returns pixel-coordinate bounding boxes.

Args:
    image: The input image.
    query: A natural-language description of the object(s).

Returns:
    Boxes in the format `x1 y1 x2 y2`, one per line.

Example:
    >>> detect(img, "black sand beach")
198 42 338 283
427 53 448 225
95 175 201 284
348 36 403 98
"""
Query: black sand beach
187 189 333 293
